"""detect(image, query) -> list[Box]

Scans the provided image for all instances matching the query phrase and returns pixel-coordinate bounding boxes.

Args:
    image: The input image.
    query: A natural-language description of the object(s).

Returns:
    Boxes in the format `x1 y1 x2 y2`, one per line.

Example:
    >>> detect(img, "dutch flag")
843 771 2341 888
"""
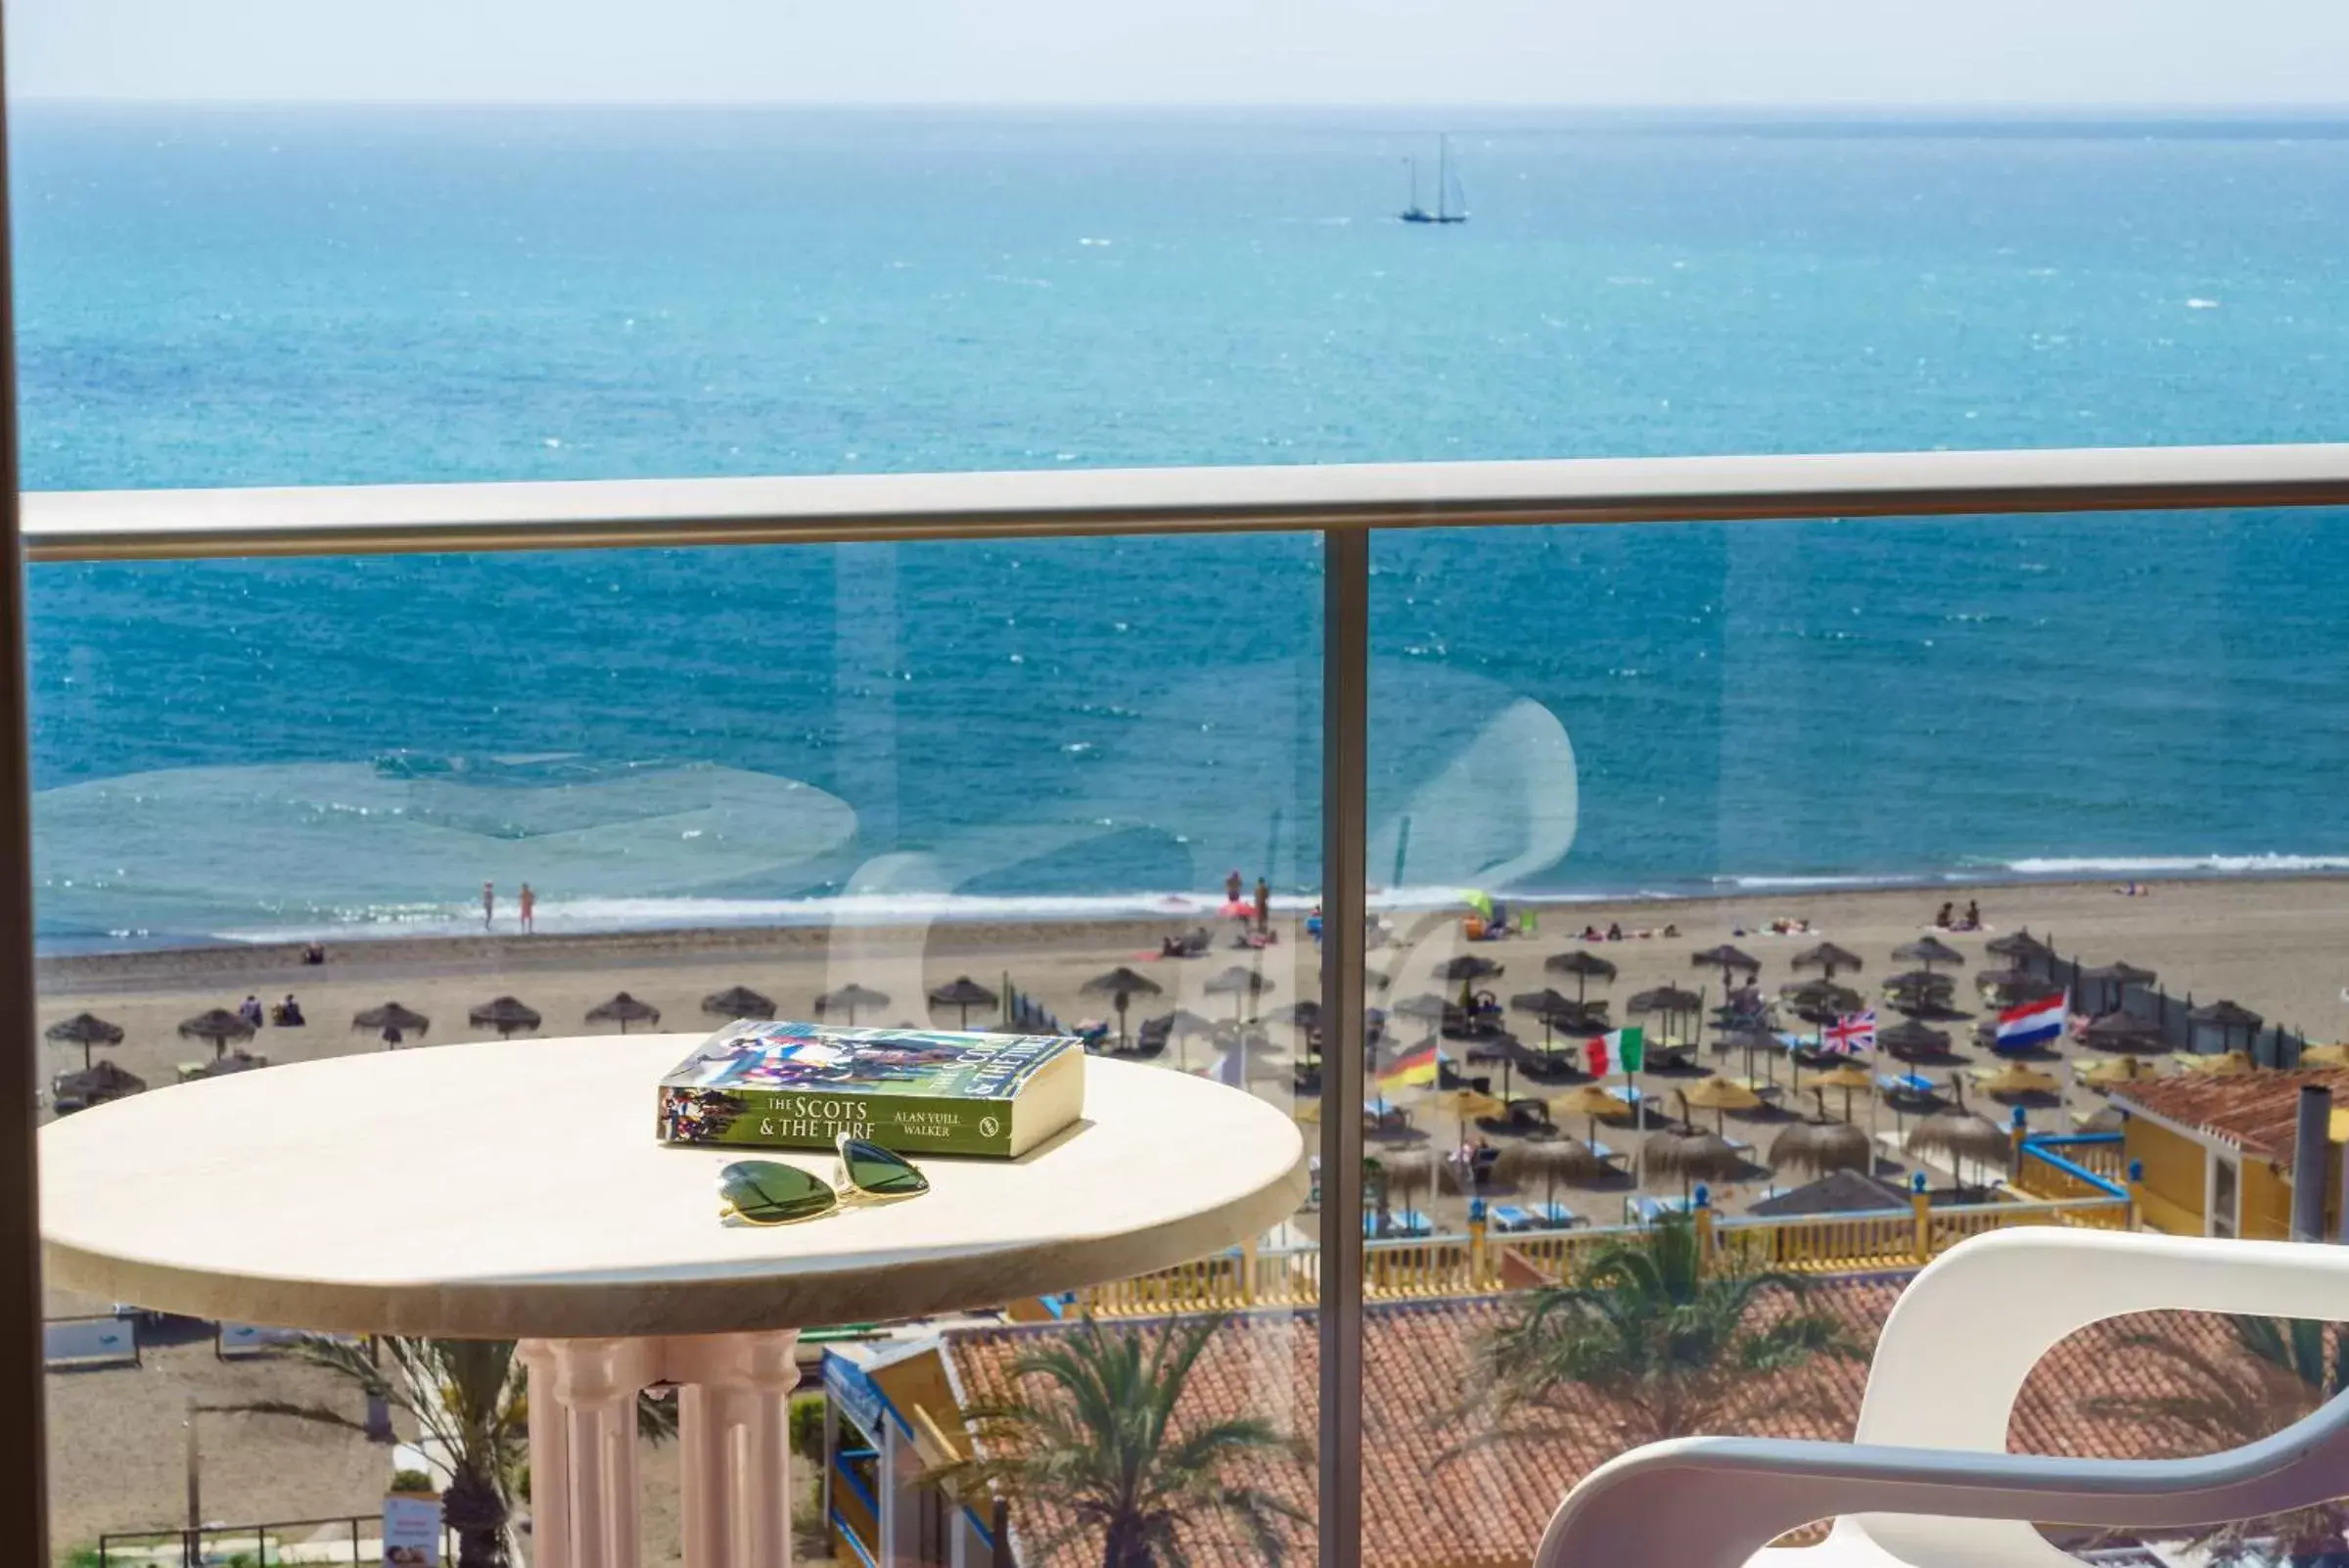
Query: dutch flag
1996 992 2068 1052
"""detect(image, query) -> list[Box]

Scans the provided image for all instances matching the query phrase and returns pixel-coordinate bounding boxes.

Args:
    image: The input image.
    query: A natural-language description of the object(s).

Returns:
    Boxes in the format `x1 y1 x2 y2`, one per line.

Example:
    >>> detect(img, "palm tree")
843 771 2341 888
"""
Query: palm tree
217 1337 675 1568
2082 1316 2349 1565
1465 1215 1860 1448
932 1313 1308 1567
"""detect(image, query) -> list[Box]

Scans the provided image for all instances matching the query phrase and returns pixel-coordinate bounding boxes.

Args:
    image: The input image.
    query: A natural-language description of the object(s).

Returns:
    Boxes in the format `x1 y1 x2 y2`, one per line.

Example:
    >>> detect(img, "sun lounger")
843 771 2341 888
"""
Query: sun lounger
1628 1194 1692 1224
1532 1202 1580 1228
1491 1204 1535 1232
1589 1138 1623 1165
1392 1208 1433 1237
44 1314 137 1370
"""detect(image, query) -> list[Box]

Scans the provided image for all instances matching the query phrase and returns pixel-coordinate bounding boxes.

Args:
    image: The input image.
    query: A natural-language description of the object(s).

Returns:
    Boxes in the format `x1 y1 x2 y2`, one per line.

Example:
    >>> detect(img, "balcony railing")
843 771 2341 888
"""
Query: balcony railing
21 440 2349 1567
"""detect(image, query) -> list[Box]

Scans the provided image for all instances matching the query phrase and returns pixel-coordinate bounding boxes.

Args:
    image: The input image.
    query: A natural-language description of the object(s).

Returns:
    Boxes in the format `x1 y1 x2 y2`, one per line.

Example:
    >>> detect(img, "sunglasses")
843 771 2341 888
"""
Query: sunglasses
716 1132 930 1225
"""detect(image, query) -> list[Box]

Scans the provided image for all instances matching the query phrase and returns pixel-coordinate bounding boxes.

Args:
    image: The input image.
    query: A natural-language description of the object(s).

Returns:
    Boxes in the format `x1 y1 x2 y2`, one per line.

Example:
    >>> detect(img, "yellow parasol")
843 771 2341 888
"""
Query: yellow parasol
1678 1075 1763 1133
1546 1083 1635 1150
1417 1086 1507 1147
1294 1100 1323 1125
2174 1050 2255 1077
1972 1062 2060 1098
1809 1061 1876 1124
2300 1043 2349 1069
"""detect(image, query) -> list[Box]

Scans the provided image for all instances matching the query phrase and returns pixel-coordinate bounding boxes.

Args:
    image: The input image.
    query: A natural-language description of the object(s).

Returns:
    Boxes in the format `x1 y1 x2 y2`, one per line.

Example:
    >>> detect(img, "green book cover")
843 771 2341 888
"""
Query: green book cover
656 1021 1084 1159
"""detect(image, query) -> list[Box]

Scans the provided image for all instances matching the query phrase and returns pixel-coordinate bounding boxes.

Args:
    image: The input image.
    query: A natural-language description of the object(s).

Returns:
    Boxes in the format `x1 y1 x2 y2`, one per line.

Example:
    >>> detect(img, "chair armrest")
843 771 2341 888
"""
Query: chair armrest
1536 1389 2349 1568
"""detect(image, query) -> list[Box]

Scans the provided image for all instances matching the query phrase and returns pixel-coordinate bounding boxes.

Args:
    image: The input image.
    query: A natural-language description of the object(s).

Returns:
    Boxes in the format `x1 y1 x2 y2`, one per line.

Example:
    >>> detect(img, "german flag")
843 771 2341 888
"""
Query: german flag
1377 1041 1443 1091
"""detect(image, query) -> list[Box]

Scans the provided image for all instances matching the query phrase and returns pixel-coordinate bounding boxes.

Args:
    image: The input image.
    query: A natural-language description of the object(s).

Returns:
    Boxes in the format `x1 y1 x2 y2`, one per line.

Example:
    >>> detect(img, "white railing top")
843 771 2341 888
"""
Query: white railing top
23 441 2349 561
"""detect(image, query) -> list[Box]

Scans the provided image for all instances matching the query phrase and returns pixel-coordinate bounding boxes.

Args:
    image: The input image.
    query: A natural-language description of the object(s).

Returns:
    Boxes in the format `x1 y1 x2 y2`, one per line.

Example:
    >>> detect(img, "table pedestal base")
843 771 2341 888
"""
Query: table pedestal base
521 1329 802 1568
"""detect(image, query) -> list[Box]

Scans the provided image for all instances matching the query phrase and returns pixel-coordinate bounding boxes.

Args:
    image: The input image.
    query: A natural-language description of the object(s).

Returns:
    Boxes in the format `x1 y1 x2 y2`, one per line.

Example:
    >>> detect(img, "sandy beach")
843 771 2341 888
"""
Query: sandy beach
36 874 2349 1558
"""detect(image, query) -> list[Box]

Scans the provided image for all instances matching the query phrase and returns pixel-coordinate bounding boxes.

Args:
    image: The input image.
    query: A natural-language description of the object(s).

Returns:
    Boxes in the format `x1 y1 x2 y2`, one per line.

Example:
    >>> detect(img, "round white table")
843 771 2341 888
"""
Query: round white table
41 1036 1307 1568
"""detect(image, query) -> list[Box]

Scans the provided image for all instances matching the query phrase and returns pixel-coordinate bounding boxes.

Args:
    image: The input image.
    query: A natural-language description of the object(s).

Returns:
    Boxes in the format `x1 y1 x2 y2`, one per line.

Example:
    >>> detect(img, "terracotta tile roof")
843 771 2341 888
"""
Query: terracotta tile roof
943 1281 2247 1568
2114 1069 2349 1165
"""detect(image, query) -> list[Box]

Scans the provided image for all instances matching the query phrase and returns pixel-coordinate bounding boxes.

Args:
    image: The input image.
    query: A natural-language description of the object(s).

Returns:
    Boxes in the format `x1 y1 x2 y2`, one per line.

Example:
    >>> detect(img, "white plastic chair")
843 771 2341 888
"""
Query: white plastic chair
1535 1227 2349 1568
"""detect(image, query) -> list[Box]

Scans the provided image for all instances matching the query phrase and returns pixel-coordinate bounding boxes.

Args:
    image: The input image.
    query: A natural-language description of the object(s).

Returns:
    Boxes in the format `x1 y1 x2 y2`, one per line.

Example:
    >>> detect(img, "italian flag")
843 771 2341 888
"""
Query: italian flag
1583 1026 1644 1078
1378 1041 1444 1091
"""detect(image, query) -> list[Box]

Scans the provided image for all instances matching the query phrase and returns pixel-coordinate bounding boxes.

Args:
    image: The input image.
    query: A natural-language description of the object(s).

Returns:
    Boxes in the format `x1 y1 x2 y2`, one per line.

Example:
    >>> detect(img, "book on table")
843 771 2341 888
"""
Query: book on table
657 1020 1085 1158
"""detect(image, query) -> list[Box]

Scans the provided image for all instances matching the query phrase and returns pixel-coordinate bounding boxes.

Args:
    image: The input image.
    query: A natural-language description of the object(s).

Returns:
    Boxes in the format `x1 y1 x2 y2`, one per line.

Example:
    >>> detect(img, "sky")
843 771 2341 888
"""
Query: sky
9 0 2349 108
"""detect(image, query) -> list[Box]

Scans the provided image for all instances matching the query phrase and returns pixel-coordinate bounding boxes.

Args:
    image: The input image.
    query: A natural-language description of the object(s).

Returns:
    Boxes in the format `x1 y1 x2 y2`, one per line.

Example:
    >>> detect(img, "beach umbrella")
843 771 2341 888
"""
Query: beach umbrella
2078 1055 2154 1088
1390 992 1451 1044
815 984 891 1027
1203 965 1271 1023
928 977 999 1029
2081 961 2157 1011
1772 1091 1873 1178
1547 1083 1635 1149
1691 945 1761 986
1644 1114 1745 1197
1905 1081 2010 1193
50 1058 147 1114
468 995 543 1038
1629 985 1702 1019
1782 980 1864 1025
1160 1008 1221 1070
177 1008 255 1060
1881 969 1956 998
700 986 777 1022
1501 1136 1611 1211
2301 1043 2349 1069
1509 990 1586 1051
1973 967 2047 1000
1081 966 1165 1048
1879 1018 1957 1062
1810 1060 1877 1124
1973 1061 2060 1100
2080 1011 2163 1053
44 1012 123 1071
585 992 662 1034
1544 949 1618 1003
1418 1086 1506 1148
1267 999 1322 1031
1792 943 1865 980
1435 953 1504 1010
1679 1074 1763 1133
1369 1148 1441 1234
1986 929 2053 964
1893 936 1966 971
353 1001 431 1048
1293 1100 1323 1125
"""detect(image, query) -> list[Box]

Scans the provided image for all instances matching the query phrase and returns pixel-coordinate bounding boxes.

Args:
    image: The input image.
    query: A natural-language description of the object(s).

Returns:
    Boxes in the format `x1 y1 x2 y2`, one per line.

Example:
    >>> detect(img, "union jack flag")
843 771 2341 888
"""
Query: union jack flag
1822 1009 1877 1054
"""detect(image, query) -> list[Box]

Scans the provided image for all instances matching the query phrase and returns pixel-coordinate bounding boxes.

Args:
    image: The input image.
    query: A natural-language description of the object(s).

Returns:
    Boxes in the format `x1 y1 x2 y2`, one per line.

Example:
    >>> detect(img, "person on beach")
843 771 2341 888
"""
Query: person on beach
482 880 495 931
239 993 263 1027
520 882 536 935
1935 901 1955 929
1963 899 1981 929
1225 868 1244 903
1254 876 1270 934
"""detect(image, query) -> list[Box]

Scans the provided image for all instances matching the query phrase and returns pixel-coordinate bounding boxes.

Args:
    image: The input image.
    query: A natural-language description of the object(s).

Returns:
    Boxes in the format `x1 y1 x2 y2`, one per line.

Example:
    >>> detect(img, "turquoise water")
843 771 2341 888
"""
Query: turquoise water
18 107 2349 945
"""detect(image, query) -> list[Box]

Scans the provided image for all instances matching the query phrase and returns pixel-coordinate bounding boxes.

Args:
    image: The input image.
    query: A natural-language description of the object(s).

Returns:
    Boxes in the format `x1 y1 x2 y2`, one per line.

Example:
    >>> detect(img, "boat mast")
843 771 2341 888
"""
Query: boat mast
1405 155 1419 213
1437 135 1449 220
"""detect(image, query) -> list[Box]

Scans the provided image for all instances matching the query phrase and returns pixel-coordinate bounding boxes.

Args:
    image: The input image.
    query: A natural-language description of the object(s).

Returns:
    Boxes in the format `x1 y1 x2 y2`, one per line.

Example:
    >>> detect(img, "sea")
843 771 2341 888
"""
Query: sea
17 105 2349 950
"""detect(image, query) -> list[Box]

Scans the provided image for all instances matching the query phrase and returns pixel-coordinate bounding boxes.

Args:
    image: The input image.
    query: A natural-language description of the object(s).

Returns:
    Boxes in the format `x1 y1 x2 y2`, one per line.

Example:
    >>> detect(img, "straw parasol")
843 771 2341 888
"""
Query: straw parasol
1372 1147 1441 1229
1418 1086 1506 1147
1973 967 2050 1000
814 984 891 1027
1986 929 2053 963
1771 1090 1873 1178
2078 1055 2153 1088
187 1050 266 1081
2188 1000 2265 1053
1973 1061 2060 1099
1509 990 1588 1051
1881 969 1956 998
1679 1074 1763 1133
1267 999 1321 1031
2300 1043 2349 1069
1893 936 1966 971
1782 979 1864 1024
1630 985 1702 1015
1203 965 1271 1023
1501 1136 1612 1210
468 995 542 1038
1389 992 1451 1044
1810 1060 1877 1123
1081 966 1165 1048
1158 1008 1221 1070
1691 945 1761 986
353 1002 431 1047
1880 1018 1957 1062
1434 955 1504 982
1544 949 1618 1002
1644 1117 1746 1196
51 1058 146 1113
585 992 662 1034
178 1007 255 1060
928 977 999 1029
1905 1080 2010 1192
1547 1083 1635 1149
1792 943 1864 980
700 986 776 1022
44 1012 123 1071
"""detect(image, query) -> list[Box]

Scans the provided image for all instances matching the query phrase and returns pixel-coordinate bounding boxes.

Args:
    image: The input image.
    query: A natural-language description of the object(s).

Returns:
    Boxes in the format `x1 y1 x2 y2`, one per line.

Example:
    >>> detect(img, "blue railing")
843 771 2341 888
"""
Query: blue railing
2019 1132 2130 1199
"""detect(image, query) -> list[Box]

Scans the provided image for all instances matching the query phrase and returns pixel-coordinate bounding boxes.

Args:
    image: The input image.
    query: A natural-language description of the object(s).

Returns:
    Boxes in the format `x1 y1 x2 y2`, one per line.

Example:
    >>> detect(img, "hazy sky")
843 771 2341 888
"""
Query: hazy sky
10 0 2349 107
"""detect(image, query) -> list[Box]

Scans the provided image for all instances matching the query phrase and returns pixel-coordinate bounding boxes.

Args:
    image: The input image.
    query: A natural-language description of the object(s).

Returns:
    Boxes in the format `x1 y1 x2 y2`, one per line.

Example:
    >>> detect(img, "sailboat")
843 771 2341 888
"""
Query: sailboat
1401 134 1468 225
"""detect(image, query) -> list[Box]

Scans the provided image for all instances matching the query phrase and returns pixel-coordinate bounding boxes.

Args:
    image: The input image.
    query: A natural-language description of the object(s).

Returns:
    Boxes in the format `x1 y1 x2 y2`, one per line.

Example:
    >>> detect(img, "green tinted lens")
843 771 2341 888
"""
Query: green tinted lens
719 1161 837 1225
841 1137 929 1197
